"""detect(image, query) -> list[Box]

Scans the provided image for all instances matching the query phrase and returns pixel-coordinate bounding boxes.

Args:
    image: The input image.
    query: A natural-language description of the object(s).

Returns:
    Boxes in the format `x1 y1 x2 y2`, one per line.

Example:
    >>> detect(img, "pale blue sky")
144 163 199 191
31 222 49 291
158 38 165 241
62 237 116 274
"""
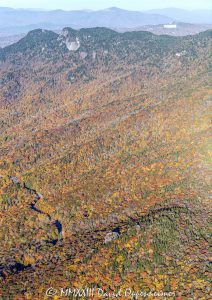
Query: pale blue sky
0 0 211 10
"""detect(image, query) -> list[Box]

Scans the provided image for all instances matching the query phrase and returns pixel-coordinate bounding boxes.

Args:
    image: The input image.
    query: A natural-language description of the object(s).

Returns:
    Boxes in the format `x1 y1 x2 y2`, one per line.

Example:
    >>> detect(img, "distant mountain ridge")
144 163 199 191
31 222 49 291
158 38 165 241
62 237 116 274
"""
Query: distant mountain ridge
0 6 173 33
0 6 211 39
145 7 212 24
121 22 212 37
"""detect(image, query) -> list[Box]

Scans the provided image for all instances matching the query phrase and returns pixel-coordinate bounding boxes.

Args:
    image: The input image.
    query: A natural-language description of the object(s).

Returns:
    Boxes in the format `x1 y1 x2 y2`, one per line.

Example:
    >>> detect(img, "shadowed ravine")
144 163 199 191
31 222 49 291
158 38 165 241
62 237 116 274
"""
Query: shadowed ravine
0 176 62 279
1 176 198 283
0 176 196 279
23 182 63 244
9 177 63 244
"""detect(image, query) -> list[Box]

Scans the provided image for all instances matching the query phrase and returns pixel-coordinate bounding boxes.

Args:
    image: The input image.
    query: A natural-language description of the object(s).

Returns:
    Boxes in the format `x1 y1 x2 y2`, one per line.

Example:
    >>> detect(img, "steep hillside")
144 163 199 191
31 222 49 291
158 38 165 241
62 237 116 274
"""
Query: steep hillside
0 28 211 299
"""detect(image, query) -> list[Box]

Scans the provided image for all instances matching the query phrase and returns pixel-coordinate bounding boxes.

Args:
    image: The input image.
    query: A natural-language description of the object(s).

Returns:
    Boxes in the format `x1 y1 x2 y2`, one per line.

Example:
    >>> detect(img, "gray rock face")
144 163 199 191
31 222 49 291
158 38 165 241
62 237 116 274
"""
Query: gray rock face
10 177 20 184
135 224 141 232
66 37 80 51
36 193 43 199
92 51 97 61
79 51 88 59
104 232 119 244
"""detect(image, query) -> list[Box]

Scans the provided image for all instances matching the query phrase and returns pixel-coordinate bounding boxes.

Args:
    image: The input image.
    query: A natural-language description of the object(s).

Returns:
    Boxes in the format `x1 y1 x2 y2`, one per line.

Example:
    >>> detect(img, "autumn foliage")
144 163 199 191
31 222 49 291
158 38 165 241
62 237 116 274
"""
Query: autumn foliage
0 28 211 299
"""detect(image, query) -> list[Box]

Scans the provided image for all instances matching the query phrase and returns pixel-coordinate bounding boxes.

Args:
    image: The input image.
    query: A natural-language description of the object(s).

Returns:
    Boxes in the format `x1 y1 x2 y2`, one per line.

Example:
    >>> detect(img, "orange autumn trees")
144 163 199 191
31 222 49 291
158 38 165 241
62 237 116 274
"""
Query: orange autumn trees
0 28 211 298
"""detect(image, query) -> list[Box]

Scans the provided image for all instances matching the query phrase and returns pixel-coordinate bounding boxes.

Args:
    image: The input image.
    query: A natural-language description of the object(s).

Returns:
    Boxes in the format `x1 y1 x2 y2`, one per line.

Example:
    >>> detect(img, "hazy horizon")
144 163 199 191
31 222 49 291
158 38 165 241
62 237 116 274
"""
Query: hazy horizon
0 0 211 11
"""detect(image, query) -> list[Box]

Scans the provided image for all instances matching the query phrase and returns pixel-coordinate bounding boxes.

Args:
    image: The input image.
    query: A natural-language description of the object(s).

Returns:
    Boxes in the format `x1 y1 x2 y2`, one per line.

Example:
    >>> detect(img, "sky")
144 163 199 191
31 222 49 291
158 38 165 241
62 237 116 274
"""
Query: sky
0 0 211 11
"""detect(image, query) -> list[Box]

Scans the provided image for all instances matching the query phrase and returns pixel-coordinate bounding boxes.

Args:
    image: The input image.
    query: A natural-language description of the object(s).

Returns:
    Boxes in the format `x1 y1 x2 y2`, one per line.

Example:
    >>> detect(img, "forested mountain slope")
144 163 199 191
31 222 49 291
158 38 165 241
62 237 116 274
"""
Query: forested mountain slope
0 28 211 298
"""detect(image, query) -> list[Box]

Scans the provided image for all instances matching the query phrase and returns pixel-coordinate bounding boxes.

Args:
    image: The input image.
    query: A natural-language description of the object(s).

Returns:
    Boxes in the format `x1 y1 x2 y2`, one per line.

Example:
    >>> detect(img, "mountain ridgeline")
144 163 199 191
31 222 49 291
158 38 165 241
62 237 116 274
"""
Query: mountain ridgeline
0 7 211 48
0 27 211 106
0 6 211 35
1 27 211 61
